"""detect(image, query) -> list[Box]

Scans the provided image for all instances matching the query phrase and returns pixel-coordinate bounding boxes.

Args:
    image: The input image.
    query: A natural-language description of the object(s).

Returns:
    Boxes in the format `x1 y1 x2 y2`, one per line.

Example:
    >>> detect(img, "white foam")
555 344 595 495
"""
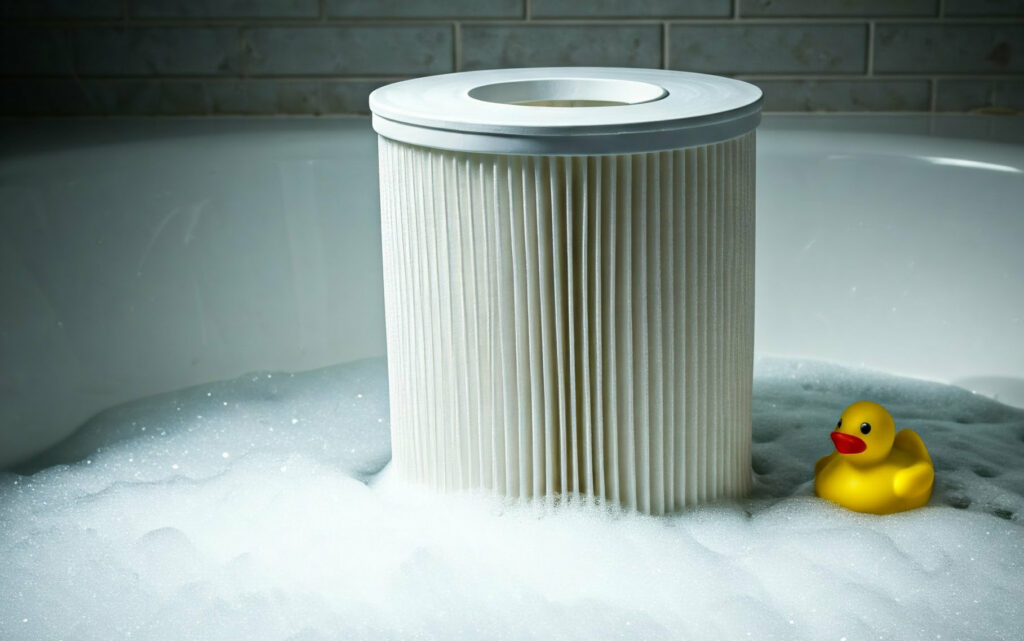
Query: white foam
2 357 1022 640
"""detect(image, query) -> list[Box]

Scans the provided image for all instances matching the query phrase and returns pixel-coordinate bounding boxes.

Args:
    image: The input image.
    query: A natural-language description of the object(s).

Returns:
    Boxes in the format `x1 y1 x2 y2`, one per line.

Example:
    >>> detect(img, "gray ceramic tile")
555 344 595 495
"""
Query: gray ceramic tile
875 23 1024 73
740 0 936 16
73 28 242 76
207 80 325 114
322 79 391 114
84 80 210 114
461 24 661 70
746 79 931 112
327 0 522 18
0 79 211 116
936 79 1024 113
264 80 324 113
669 24 867 74
206 79 389 114
1 0 122 18
206 81 259 114
0 27 75 75
246 26 452 75
0 80 95 115
945 0 1024 16
532 0 729 18
131 0 318 18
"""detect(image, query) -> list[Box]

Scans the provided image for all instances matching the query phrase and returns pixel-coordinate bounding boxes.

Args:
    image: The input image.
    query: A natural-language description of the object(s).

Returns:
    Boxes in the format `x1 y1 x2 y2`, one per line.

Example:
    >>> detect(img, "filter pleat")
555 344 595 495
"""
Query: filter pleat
441 154 467 489
618 155 635 511
591 156 606 502
604 155 619 506
378 134 755 513
492 158 511 495
715 143 725 497
632 155 650 514
533 159 557 498
517 157 541 498
697 145 708 502
712 144 721 501
660 150 675 511
683 147 699 506
578 157 594 498
729 141 739 495
478 159 496 490
671 149 686 510
505 156 527 499
416 150 432 486
565 159 578 495
648 152 664 515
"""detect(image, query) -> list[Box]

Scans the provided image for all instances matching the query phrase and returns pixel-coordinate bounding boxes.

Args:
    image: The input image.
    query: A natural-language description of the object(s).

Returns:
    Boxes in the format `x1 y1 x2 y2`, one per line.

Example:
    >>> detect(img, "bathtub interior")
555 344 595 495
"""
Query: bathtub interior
1 115 1022 469
1 115 1023 641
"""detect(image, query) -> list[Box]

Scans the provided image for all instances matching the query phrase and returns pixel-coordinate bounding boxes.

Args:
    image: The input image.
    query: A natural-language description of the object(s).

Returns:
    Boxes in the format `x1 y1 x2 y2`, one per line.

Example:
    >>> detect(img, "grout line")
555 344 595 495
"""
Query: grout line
201 76 213 115
0 74 418 82
10 17 1024 27
315 79 326 115
930 77 939 112
0 113 379 121
9 73 1017 82
319 0 327 22
737 74 935 81
4 110 992 120
239 22 249 77
239 25 247 78
733 0 740 20
761 110 949 115
525 0 531 20
662 23 669 69
866 21 874 76
453 22 462 71
938 0 946 19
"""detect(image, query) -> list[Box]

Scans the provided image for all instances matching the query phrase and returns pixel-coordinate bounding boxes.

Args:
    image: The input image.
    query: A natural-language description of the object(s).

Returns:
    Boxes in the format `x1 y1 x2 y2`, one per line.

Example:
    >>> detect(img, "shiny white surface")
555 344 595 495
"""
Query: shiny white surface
755 121 1024 403
1 115 1022 468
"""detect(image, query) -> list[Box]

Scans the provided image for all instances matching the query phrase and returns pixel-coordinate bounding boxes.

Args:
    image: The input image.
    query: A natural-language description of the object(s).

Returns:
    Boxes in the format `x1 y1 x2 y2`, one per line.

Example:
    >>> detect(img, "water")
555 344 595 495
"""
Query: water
2 357 1022 640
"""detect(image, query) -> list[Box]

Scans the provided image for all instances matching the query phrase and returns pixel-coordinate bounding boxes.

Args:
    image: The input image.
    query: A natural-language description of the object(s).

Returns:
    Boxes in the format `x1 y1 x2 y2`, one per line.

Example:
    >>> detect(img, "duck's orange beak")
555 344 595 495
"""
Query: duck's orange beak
831 431 867 454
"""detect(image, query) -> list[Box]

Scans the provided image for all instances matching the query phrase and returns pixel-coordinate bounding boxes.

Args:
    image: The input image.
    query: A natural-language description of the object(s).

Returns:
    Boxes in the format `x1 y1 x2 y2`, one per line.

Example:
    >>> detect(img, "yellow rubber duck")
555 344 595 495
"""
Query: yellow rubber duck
814 401 933 514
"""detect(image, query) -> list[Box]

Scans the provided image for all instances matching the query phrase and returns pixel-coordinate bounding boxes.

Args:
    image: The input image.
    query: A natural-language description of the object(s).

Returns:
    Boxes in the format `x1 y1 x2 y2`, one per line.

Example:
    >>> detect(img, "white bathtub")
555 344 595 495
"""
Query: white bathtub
1 115 1022 469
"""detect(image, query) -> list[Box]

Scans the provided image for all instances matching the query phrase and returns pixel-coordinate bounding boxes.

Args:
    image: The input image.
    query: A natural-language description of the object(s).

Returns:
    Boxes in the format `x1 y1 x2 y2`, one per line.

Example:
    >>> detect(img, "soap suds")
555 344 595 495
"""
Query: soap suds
2 357 1022 640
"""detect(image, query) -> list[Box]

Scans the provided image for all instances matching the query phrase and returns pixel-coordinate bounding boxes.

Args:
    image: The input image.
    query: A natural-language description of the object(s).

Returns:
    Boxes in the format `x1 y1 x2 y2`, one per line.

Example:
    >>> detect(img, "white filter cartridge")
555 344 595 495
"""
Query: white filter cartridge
371 68 761 514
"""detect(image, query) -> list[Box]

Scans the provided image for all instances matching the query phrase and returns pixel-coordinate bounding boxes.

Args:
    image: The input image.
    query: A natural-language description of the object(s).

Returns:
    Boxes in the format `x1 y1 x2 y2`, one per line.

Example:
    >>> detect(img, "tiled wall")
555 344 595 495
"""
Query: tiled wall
1 0 1021 116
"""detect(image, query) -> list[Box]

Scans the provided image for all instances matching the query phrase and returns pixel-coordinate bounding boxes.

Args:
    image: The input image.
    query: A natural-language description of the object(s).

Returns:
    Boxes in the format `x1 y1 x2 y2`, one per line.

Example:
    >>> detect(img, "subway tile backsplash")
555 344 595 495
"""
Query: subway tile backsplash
0 0 1020 115
130 0 320 19
461 24 662 70
245 25 454 75
326 0 524 19
875 23 1023 74
739 0 939 18
73 27 243 76
530 0 730 19
669 24 868 74
747 78 932 112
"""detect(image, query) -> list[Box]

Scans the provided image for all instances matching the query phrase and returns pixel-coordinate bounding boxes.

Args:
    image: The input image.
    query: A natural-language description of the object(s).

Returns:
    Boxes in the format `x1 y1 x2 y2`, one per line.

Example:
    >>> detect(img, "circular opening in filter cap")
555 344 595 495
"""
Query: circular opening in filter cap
467 77 668 108
370 67 762 156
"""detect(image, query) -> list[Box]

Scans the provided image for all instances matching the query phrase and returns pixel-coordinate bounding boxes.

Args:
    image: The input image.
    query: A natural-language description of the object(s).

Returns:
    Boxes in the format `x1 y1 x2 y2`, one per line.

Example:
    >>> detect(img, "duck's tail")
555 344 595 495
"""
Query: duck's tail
893 428 934 500
894 428 931 463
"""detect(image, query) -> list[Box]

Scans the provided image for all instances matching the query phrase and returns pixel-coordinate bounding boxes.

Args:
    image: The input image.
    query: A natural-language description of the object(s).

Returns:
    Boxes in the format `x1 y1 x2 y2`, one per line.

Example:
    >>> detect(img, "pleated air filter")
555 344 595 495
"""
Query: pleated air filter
370 68 762 514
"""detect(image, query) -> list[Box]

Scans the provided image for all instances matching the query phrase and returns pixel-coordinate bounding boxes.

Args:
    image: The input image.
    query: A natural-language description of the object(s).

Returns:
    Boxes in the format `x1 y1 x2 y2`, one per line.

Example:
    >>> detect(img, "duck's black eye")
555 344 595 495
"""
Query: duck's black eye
835 419 842 430
860 422 871 435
